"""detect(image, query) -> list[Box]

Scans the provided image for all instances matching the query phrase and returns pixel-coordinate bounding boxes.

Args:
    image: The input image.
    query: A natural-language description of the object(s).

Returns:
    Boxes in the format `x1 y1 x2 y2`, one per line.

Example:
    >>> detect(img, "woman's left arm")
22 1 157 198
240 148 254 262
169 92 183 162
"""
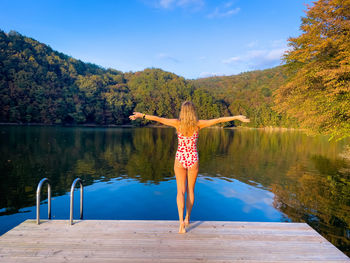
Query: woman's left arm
129 112 179 128
198 115 250 129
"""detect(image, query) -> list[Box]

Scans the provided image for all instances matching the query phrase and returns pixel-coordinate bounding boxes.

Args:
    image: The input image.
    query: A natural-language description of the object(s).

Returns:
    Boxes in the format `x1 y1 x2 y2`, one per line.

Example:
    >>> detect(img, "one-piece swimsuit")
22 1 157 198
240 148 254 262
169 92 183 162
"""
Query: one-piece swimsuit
175 130 199 169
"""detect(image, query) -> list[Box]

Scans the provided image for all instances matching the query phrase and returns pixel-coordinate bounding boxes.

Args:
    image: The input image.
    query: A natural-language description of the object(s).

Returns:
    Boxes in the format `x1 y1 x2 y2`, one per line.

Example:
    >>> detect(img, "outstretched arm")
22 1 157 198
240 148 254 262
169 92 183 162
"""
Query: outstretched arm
198 115 250 129
129 112 179 128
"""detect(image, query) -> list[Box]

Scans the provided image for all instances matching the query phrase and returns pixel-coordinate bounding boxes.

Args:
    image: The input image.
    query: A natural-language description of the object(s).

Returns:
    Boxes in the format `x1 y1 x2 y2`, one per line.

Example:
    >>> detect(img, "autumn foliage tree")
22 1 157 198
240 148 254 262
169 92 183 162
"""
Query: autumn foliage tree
274 0 350 140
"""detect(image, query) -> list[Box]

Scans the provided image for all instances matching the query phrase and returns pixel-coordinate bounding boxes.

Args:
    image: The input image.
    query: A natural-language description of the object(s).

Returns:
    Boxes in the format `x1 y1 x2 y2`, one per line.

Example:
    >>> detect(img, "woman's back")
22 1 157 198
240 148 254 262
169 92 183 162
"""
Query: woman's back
175 129 199 169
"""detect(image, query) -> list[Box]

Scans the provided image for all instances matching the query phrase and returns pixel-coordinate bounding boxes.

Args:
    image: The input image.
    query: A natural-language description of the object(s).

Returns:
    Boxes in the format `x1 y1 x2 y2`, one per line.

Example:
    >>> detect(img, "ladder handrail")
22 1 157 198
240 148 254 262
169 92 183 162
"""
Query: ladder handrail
36 178 51 225
70 178 83 225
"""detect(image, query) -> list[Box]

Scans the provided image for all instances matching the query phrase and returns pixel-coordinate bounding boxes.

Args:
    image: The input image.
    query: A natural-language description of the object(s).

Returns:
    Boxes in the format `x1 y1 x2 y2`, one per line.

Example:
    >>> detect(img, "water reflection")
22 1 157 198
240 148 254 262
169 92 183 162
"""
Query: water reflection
0 126 349 255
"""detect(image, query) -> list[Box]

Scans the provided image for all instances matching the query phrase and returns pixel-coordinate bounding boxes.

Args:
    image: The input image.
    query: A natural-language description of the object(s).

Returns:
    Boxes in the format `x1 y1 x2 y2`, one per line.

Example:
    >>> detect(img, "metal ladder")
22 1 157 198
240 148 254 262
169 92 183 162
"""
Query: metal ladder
69 178 83 225
36 177 84 225
36 178 51 225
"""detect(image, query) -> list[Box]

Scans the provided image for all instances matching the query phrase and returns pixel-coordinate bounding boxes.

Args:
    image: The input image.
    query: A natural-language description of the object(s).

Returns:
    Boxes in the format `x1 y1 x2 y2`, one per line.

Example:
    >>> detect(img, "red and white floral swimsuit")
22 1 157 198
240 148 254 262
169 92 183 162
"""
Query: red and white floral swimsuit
175 130 199 169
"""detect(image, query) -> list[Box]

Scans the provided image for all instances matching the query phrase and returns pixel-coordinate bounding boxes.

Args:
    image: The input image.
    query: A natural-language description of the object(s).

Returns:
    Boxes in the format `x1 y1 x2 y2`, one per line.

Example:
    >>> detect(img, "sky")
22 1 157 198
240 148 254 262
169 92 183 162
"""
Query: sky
0 0 312 79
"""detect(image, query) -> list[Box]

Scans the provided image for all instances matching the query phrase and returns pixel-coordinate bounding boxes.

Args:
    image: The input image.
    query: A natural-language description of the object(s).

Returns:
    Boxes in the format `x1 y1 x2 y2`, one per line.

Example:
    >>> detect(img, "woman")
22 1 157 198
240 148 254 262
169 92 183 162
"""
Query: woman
129 101 250 233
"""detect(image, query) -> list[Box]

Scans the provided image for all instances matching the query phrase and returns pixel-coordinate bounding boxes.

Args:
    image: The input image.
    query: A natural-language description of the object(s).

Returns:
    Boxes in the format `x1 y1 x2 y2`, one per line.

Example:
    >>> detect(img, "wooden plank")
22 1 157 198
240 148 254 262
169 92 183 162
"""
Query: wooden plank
0 235 328 244
0 238 336 249
0 248 347 261
2 228 320 237
0 220 348 262
0 257 349 263
7 221 314 233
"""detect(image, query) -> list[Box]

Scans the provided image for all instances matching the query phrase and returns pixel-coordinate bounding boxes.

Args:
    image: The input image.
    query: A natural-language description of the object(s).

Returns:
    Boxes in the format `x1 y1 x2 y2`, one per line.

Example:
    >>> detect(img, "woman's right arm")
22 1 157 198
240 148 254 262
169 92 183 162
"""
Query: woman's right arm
198 115 250 129
129 112 179 128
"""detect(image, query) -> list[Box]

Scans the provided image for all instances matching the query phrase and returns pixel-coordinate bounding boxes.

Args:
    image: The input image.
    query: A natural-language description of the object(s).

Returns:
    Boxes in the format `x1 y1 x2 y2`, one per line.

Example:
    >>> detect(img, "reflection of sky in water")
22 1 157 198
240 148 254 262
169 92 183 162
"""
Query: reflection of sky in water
0 175 289 235
196 176 288 222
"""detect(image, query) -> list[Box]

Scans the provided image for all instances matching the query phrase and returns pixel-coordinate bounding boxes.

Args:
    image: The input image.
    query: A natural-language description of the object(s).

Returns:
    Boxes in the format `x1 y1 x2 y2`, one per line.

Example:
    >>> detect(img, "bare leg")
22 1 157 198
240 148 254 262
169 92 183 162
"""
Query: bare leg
174 159 187 234
184 161 198 226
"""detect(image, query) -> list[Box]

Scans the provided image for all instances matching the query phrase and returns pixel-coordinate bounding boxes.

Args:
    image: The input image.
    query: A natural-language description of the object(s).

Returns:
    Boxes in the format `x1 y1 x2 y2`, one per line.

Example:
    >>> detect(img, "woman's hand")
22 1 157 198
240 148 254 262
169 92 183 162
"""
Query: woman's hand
235 115 250 123
129 112 143 120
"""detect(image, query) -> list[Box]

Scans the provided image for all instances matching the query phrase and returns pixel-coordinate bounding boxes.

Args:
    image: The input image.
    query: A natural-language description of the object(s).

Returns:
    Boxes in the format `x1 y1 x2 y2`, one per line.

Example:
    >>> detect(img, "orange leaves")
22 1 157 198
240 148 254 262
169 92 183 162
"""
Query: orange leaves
274 0 350 140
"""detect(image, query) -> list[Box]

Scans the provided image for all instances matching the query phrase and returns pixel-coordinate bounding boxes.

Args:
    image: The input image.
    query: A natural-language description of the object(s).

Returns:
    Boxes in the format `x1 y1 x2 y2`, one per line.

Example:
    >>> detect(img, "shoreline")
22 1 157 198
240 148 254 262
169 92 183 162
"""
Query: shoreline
0 122 134 128
225 126 302 131
0 122 302 131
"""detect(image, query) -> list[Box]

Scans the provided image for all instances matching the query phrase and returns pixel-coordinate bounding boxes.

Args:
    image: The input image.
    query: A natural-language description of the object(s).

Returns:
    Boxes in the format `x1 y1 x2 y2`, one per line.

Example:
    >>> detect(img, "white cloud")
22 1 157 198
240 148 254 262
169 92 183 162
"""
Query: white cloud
208 7 240 18
266 48 288 60
245 47 289 63
199 72 224 78
159 0 174 8
271 39 286 48
222 56 241 64
177 0 203 7
224 1 233 8
207 2 240 18
156 53 180 63
222 42 290 69
156 0 204 9
246 49 267 59
247 40 258 48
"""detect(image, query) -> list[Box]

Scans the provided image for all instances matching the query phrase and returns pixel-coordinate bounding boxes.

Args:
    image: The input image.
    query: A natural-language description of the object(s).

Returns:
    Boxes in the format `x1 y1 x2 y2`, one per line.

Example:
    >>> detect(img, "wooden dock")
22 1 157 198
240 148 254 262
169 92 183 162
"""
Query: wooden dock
0 220 349 262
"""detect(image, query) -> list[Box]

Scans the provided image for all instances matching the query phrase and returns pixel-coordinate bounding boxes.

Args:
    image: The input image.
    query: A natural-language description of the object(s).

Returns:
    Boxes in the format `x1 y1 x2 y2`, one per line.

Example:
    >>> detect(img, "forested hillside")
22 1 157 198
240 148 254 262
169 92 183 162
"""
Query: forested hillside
192 67 298 128
0 29 295 128
0 30 131 125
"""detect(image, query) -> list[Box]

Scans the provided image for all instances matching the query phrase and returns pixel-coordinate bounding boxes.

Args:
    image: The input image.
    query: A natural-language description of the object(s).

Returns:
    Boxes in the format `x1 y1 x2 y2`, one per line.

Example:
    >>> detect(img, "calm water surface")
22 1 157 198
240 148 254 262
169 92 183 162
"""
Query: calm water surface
0 126 349 255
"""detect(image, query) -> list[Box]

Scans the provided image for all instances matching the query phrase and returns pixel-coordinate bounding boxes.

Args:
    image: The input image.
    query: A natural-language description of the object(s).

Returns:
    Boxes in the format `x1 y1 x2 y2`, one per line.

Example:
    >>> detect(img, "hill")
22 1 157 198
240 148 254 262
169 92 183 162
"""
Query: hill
191 67 298 127
0 29 296 128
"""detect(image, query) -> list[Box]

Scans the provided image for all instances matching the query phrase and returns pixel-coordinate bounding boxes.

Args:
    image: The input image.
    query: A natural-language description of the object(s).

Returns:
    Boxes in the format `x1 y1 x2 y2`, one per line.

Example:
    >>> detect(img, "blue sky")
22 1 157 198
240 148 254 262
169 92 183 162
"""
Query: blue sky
1 0 311 79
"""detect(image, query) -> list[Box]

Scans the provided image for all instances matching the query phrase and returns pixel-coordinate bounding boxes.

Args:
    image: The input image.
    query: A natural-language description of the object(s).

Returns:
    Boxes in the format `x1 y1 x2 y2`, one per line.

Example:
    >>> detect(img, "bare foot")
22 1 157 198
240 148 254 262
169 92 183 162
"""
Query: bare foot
184 216 190 227
178 222 186 234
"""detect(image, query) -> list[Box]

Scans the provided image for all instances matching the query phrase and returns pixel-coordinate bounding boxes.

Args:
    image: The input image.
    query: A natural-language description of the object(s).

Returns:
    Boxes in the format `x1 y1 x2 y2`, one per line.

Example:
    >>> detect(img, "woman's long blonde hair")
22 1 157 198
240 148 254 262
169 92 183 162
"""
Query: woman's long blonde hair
178 101 198 136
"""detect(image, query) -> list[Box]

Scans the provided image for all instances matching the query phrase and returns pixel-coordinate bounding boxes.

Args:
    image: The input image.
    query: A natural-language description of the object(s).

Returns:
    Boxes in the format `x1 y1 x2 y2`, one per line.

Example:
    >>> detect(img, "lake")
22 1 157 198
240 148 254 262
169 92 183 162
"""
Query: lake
0 126 349 256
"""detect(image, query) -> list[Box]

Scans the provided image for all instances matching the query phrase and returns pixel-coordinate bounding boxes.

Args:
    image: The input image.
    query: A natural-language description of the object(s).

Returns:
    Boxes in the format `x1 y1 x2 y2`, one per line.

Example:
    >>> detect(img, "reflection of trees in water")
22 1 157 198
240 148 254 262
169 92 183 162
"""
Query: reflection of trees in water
0 127 84 215
0 127 179 215
125 128 176 183
271 156 350 256
200 129 350 255
71 127 178 183
200 129 348 186
0 126 349 255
